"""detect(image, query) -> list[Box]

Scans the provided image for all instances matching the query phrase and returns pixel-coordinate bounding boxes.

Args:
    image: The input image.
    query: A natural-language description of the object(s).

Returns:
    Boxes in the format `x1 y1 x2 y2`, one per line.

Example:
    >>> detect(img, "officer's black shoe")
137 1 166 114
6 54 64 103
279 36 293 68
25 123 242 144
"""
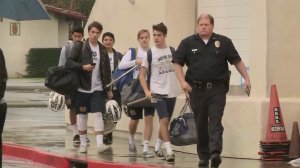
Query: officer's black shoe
198 159 209 167
210 153 222 168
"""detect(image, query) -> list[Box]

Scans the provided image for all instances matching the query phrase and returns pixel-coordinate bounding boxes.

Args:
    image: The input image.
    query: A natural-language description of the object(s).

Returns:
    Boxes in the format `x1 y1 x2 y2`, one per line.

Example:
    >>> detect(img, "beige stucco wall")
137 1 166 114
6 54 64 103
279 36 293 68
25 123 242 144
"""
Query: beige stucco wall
266 0 300 97
85 0 196 53
249 0 268 97
58 17 70 47
0 13 70 77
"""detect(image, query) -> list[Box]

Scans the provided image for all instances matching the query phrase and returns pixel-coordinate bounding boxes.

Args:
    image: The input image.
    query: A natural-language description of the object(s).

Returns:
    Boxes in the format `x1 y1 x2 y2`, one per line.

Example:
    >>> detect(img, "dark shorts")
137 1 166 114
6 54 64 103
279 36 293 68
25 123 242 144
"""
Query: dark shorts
128 106 155 120
65 95 76 110
153 98 176 119
74 91 106 114
112 90 121 107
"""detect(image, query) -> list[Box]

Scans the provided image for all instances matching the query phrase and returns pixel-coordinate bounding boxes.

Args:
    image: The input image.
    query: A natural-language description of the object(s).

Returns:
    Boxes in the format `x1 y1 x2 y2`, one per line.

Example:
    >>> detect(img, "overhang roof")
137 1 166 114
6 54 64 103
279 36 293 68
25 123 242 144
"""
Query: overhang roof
45 5 87 21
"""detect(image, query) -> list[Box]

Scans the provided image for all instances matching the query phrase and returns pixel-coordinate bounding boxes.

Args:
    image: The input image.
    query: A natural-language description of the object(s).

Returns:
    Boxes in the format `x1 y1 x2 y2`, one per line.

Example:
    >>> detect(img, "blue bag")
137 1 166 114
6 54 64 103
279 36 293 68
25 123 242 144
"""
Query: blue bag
112 48 136 91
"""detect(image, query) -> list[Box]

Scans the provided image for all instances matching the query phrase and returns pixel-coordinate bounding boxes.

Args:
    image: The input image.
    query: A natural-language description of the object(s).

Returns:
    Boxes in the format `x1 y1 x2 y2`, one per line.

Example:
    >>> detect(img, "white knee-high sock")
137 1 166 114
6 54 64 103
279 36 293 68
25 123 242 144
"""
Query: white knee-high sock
94 112 104 132
78 114 87 131
78 114 88 147
94 112 104 146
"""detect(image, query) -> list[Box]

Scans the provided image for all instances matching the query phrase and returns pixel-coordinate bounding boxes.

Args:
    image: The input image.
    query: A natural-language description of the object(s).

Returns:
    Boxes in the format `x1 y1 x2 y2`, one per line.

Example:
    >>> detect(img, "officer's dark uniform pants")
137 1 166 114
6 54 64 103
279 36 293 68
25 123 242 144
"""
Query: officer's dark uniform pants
0 103 7 166
189 84 226 160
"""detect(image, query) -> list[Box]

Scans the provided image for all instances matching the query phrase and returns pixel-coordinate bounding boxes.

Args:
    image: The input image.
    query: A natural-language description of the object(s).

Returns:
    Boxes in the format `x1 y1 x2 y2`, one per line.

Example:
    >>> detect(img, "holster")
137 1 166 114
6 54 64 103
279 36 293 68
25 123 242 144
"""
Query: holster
224 71 231 93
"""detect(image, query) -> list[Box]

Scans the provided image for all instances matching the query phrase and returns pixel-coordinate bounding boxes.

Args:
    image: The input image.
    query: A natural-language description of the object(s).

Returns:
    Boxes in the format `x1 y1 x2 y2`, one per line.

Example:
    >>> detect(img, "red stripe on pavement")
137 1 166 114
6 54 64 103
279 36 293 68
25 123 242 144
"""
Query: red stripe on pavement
3 143 70 168
3 143 173 168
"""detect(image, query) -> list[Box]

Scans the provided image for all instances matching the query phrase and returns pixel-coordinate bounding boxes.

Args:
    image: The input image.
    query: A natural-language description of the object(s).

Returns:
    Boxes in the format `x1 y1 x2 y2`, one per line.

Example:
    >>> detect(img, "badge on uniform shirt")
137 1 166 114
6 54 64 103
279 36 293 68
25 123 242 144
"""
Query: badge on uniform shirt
215 41 220 48
191 49 198 54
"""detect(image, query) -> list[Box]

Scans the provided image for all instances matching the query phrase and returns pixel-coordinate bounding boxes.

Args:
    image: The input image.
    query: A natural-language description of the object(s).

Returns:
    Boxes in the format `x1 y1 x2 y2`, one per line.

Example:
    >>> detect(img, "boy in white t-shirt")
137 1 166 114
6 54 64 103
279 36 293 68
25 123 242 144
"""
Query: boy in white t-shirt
140 23 180 163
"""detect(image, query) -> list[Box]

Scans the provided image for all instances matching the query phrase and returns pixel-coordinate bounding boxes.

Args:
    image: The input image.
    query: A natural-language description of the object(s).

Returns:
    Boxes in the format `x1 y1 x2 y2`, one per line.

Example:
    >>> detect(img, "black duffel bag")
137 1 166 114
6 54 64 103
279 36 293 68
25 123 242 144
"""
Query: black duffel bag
44 66 79 96
169 98 197 146
120 78 152 107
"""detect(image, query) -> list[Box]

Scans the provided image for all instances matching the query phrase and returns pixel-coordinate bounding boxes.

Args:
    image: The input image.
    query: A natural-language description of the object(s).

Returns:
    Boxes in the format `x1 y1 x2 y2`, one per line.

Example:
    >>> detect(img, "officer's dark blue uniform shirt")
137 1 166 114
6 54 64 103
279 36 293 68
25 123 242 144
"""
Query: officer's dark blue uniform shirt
172 33 241 81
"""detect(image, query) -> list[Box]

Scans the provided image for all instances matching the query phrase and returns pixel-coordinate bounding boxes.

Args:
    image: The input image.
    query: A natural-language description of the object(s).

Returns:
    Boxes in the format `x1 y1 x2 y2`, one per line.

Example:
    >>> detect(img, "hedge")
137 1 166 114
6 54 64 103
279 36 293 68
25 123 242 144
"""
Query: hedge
25 48 61 78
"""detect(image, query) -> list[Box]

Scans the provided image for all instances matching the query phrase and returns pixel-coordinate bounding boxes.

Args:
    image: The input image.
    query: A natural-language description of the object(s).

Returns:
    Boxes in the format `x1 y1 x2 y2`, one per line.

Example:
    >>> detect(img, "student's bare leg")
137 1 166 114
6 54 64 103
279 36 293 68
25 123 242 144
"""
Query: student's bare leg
128 119 139 153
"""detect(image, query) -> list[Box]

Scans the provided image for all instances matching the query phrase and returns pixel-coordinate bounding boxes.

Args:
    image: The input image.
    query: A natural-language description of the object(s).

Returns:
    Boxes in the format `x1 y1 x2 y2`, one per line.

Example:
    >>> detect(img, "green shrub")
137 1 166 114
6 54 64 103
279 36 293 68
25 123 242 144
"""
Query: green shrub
25 48 61 78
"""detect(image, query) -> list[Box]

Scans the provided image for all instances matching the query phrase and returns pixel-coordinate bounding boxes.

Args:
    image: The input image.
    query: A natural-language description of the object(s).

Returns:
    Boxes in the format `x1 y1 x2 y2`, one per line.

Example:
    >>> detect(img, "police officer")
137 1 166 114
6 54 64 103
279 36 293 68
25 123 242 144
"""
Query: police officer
173 14 251 168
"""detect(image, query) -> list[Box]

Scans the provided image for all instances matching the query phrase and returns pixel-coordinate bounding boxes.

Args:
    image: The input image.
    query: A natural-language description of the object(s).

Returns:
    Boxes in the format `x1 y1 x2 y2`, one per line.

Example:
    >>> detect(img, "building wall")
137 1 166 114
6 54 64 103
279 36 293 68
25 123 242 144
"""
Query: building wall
58 17 70 47
86 0 195 53
249 0 267 97
0 14 69 77
266 0 300 97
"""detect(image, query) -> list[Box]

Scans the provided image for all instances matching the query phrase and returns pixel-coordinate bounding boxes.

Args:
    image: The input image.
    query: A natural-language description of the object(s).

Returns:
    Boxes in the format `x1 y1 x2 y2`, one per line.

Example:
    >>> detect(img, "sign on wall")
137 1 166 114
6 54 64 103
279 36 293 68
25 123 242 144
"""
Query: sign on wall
10 22 20 36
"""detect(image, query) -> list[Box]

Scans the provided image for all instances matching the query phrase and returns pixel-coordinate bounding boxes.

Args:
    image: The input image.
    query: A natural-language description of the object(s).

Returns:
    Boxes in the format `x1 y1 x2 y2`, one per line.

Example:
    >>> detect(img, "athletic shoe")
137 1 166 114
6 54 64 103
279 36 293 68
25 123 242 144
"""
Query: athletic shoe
73 134 80 144
97 144 111 154
143 150 154 158
166 154 175 163
155 150 165 160
128 143 137 154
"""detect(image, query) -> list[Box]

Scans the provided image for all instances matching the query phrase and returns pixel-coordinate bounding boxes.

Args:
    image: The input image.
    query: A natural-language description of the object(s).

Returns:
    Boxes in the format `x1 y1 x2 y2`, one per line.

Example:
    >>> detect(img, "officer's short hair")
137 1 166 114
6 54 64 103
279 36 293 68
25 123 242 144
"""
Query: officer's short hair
88 21 103 32
197 14 214 25
102 32 115 42
152 22 167 35
137 29 150 40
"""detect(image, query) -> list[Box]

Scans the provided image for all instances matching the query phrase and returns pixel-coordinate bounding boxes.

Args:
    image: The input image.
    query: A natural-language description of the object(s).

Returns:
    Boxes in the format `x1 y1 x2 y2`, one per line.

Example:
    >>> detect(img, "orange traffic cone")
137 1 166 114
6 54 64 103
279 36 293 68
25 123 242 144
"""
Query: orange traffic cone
258 85 290 160
265 85 288 142
289 122 300 159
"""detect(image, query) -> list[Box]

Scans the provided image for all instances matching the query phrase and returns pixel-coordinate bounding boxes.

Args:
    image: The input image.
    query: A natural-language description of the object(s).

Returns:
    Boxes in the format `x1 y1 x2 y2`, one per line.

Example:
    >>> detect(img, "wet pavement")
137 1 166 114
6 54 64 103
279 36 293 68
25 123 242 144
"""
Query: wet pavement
2 79 296 168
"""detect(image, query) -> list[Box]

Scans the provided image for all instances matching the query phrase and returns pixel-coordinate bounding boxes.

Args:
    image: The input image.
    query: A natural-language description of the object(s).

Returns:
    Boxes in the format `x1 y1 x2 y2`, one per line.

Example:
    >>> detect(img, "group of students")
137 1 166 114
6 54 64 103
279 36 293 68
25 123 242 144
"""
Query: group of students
60 21 179 162
0 13 251 168
59 14 252 168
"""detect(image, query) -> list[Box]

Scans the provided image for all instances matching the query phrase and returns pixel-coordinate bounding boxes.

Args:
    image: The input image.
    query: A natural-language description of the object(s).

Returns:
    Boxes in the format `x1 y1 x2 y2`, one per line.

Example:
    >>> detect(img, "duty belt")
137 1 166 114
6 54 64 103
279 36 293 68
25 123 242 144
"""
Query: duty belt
188 79 224 89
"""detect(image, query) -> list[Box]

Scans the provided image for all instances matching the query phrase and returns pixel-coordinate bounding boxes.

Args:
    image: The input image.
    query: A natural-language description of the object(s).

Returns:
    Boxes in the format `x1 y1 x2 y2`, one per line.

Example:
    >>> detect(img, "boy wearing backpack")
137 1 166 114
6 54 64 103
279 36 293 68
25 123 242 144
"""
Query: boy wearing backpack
139 23 181 162
66 21 113 154
118 29 155 158
58 27 86 146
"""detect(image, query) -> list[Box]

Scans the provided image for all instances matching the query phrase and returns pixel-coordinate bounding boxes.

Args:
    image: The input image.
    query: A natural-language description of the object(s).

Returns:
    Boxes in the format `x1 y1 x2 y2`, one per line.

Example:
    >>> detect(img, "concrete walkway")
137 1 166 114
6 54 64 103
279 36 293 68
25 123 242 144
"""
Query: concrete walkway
2 78 294 168
5 78 48 108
